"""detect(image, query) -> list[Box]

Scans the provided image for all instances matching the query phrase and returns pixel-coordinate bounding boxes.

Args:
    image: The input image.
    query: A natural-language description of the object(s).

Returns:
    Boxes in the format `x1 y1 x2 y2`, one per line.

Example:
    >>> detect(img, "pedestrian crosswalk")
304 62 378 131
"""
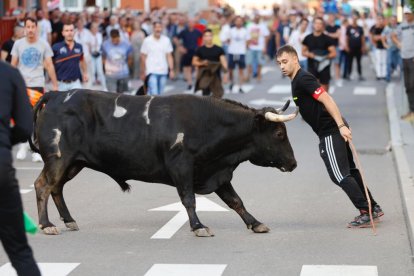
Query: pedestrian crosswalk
300 265 378 276
0 263 380 275
0 263 80 276
163 83 378 96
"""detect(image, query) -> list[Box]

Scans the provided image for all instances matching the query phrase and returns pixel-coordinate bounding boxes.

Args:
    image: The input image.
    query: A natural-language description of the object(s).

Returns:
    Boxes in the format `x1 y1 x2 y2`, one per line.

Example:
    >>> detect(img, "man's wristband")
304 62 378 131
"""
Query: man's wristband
338 124 346 129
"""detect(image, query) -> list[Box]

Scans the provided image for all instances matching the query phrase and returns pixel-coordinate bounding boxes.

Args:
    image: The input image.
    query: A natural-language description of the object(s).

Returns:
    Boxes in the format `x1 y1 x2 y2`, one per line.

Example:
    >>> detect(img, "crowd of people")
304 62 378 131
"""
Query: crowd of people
1 2 414 163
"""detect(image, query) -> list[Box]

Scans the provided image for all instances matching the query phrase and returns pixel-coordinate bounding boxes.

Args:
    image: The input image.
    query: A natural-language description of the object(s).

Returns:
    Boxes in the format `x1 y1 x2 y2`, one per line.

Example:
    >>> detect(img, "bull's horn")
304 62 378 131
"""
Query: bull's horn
265 107 299 122
275 100 290 114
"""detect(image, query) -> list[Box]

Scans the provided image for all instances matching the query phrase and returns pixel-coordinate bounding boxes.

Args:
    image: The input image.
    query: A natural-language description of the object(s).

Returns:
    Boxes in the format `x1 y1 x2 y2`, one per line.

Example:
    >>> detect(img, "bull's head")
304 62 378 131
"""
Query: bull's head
249 100 298 172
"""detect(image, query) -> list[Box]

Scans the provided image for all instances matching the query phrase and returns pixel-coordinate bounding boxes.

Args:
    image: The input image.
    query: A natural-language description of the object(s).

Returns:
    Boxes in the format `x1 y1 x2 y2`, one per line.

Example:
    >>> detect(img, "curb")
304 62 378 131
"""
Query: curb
386 82 414 256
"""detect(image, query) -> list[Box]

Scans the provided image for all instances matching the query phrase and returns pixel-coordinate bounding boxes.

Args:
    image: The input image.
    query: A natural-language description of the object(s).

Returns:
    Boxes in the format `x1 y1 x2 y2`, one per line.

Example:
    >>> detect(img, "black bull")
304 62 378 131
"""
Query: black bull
30 90 298 236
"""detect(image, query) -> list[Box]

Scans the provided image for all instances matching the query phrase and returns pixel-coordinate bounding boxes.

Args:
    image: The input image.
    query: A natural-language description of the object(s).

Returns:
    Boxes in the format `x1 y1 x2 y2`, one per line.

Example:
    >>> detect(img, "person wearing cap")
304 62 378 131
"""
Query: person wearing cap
392 6 414 121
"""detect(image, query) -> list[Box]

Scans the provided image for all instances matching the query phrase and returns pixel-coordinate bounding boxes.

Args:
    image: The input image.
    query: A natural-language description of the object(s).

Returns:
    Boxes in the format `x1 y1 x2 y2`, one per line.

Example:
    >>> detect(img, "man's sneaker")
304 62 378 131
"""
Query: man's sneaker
348 210 377 228
31 153 43 163
239 87 244 93
16 143 28 160
401 112 414 122
373 205 384 217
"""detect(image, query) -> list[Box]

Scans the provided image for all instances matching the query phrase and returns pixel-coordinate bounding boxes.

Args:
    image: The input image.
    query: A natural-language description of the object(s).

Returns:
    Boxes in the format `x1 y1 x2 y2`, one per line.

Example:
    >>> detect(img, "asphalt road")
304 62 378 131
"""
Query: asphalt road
1 56 413 276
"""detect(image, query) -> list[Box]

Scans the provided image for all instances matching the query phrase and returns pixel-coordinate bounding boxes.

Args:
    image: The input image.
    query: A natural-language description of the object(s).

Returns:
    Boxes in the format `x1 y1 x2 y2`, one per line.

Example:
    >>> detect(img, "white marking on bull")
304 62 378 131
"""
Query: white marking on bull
52 128 62 158
170 133 184 149
143 96 154 125
113 96 127 118
63 91 77 103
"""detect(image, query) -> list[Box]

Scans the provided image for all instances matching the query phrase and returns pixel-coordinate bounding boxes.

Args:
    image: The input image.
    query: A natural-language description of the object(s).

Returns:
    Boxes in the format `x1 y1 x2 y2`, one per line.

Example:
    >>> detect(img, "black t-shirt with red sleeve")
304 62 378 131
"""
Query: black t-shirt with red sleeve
291 68 340 137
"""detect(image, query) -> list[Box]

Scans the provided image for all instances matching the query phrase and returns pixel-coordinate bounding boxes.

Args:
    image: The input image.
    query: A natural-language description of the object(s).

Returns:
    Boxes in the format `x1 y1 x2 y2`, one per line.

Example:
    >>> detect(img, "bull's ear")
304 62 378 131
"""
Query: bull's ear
253 113 267 131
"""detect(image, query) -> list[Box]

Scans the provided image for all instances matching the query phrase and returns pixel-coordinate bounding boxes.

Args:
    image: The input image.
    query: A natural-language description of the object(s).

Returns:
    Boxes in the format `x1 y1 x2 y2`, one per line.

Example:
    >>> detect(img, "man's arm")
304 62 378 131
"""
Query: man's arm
80 58 89 83
44 56 58 90
391 32 401 49
1 50 8 61
302 44 314 59
11 55 19 67
167 52 174 79
220 54 229 83
140 53 147 80
192 55 208 67
327 45 336 59
317 92 352 141
11 68 33 145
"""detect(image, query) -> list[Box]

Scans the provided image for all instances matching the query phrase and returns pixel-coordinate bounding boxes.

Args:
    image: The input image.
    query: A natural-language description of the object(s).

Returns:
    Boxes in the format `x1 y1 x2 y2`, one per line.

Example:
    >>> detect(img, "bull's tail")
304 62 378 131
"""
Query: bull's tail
29 92 56 153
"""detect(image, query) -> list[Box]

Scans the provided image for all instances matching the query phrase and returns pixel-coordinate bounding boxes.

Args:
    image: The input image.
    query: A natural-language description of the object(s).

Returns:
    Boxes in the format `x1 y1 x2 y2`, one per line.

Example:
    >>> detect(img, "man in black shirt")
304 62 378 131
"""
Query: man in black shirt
302 17 336 94
193 29 228 97
1 26 24 63
0 61 41 275
370 15 386 79
345 13 366 81
276 45 383 228
325 14 341 85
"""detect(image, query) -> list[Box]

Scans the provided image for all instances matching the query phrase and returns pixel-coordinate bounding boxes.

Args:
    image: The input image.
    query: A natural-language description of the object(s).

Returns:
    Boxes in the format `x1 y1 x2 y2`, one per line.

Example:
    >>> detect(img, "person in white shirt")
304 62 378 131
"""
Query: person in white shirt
288 18 310 70
140 21 174 95
227 16 248 93
90 22 106 90
36 9 52 45
74 17 93 88
219 16 231 56
246 14 270 82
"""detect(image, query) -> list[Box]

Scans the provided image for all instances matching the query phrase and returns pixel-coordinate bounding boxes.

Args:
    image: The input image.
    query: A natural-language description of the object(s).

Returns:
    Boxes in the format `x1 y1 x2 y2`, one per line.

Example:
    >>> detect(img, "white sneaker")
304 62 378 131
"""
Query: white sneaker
31 153 43 162
335 79 343 87
16 143 28 160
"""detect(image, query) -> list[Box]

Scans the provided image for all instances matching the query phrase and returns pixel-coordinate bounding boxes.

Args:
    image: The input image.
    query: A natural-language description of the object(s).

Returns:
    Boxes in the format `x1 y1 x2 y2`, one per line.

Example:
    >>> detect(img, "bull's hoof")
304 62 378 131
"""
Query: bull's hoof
252 223 270 233
65 221 79 231
193 227 214 237
42 226 60 235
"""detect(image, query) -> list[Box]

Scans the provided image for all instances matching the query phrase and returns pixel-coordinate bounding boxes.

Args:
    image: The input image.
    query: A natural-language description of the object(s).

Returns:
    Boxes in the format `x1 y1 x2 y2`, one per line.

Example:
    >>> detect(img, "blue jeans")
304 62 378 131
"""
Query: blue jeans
148 74 168 95
299 60 308 71
386 48 401 82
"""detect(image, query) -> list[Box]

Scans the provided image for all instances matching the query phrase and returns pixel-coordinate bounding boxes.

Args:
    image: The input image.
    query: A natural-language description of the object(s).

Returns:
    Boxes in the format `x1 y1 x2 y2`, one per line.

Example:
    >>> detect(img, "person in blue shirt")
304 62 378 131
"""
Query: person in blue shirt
102 29 133 93
52 22 88 91
174 19 202 91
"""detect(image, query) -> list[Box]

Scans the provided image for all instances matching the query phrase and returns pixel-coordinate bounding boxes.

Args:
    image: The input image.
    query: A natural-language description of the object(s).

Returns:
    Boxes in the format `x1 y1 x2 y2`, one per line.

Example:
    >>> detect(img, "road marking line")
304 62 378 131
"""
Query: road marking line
300 265 378 276
20 189 32 194
164 85 174 93
144 264 227 276
353 87 377 95
15 167 42 170
0 263 80 276
268 85 291 94
261 66 275 75
149 197 228 239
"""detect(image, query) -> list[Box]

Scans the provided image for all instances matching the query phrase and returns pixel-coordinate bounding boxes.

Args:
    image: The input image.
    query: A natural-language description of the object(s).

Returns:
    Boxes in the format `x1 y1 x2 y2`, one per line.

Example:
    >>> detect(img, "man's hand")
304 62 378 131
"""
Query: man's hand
83 73 89 83
222 72 229 84
340 125 352 142
169 70 175 80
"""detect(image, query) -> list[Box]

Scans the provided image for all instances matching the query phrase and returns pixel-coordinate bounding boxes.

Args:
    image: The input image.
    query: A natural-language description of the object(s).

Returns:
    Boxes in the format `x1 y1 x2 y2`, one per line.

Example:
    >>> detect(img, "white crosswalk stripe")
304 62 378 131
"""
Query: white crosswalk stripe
144 264 227 276
267 84 291 94
0 263 80 276
353 86 377 95
261 66 275 75
300 265 378 276
20 189 32 194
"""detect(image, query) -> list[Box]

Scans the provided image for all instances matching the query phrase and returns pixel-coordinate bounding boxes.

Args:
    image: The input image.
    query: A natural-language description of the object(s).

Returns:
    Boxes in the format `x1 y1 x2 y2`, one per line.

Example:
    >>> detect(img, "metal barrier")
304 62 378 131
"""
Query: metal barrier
0 17 16 45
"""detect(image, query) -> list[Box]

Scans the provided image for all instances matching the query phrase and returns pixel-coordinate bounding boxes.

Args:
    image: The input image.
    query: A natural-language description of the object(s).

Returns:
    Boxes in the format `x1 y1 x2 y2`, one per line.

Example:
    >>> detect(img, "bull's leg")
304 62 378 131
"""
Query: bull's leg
34 170 59 235
165 151 213 237
51 186 78 231
51 165 82 231
216 182 270 233
179 190 214 237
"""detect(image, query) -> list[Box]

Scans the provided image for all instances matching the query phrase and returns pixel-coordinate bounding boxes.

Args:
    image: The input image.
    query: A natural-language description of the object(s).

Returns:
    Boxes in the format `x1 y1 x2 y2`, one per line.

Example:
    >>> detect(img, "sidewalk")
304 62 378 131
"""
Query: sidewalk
386 80 414 255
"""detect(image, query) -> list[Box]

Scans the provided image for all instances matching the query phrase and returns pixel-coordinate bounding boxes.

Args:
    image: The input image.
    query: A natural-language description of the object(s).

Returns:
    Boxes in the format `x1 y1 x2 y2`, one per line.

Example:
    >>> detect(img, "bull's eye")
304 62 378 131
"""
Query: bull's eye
275 131 284 139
